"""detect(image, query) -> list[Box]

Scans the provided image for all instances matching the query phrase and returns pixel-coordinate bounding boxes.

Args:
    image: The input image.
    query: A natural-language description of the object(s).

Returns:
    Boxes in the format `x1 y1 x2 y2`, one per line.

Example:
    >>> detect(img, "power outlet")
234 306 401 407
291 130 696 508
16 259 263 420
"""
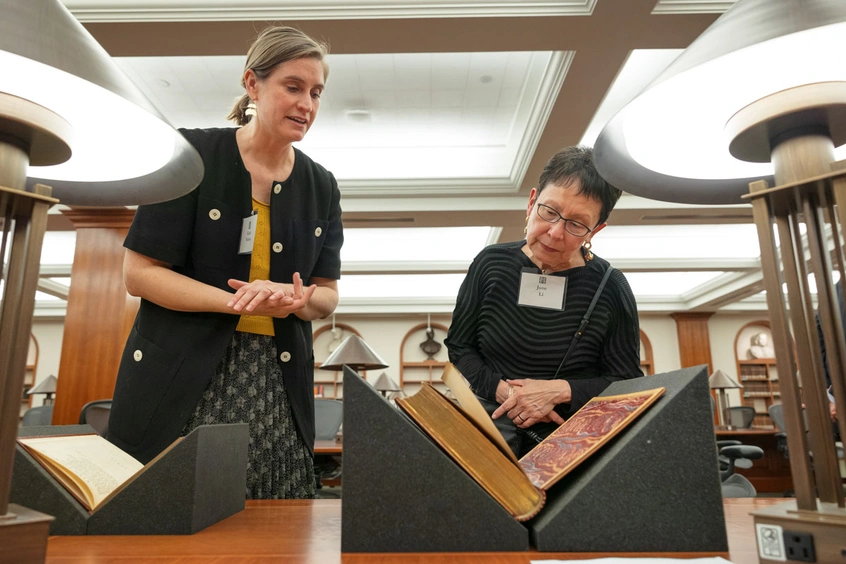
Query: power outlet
783 531 816 562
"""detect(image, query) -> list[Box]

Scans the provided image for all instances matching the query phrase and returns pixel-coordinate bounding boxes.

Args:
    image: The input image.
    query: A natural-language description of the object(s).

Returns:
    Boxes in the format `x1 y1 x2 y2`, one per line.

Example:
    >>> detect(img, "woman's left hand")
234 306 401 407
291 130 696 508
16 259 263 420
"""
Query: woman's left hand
492 379 571 428
226 272 316 317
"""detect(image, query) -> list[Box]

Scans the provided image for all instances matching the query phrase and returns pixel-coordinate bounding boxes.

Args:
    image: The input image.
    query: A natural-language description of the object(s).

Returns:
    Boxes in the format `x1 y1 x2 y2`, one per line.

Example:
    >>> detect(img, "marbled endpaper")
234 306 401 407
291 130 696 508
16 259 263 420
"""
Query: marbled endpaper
520 387 665 490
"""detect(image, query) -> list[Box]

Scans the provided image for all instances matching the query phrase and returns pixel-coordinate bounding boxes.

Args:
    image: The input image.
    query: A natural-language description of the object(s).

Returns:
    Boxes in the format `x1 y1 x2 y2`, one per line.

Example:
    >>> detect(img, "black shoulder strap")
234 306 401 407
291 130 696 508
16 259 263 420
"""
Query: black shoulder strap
552 266 616 379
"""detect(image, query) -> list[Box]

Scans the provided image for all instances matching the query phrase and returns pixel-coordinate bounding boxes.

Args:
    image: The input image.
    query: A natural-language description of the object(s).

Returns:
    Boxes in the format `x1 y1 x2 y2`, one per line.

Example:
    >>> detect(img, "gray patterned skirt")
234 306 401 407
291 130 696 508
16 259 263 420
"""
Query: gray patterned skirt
183 331 315 499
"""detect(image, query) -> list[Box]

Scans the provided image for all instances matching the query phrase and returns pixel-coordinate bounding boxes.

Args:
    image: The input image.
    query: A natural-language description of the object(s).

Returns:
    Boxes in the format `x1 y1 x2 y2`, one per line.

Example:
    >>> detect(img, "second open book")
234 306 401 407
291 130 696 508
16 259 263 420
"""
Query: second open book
395 365 664 521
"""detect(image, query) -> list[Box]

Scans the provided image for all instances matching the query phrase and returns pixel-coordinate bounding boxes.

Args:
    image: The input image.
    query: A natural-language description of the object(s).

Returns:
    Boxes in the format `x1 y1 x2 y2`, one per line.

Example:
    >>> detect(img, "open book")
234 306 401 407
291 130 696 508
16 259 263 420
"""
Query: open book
17 434 179 512
396 365 664 521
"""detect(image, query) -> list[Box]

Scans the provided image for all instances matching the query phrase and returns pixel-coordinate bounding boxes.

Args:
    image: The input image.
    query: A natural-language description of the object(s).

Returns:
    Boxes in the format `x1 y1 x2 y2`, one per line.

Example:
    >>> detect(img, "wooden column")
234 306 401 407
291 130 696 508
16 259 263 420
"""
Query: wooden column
670 312 714 372
51 208 139 425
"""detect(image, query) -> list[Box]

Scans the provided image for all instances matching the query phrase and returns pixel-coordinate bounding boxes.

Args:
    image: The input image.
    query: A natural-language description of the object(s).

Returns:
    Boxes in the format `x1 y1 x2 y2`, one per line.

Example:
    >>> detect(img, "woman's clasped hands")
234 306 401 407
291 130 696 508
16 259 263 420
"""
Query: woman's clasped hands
226 272 316 317
492 378 571 429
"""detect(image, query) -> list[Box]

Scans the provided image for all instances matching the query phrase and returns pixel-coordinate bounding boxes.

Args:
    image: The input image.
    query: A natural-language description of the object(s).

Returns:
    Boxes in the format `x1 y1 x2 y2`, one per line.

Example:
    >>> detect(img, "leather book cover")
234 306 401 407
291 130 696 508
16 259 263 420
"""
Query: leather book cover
519 388 665 490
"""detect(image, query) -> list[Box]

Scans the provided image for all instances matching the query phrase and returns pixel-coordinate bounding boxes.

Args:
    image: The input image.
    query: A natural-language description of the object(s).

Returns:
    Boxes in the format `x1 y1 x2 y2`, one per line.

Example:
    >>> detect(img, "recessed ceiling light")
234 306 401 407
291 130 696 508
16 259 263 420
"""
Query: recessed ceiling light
479 74 493 84
345 109 372 123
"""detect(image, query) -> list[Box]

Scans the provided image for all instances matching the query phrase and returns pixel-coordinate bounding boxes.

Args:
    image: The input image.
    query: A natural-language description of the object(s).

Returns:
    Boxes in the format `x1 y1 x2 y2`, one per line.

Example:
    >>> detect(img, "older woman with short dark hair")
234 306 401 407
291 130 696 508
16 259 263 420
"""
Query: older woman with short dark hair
445 146 641 457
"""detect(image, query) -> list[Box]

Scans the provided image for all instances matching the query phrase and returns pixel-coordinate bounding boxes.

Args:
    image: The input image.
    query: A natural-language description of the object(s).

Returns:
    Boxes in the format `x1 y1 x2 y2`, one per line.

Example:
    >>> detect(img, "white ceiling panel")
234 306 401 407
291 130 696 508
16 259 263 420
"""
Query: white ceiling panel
115 50 569 192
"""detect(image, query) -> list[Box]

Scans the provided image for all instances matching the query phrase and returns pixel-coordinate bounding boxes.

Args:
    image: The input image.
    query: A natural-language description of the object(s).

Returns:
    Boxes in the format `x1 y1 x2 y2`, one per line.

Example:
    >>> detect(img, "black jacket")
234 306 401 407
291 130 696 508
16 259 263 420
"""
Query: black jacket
108 128 343 463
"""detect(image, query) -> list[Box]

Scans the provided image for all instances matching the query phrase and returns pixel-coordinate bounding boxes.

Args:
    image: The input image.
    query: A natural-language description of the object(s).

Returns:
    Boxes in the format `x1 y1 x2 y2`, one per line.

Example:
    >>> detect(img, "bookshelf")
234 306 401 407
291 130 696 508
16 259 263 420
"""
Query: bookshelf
399 322 450 396
312 323 361 399
734 321 778 428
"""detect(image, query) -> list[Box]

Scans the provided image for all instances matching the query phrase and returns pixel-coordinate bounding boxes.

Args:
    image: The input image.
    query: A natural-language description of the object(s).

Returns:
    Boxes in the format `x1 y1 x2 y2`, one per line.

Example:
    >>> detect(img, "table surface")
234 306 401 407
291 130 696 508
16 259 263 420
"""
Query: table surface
314 439 342 455
45 498 785 563
715 428 778 436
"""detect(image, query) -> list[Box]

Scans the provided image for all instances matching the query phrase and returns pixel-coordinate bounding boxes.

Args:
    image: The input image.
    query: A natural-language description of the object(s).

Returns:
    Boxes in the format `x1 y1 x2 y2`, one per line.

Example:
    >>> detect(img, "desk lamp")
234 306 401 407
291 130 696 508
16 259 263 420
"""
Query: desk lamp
372 372 401 398
26 375 58 406
0 1 202 561
319 334 388 373
594 0 846 556
709 370 742 429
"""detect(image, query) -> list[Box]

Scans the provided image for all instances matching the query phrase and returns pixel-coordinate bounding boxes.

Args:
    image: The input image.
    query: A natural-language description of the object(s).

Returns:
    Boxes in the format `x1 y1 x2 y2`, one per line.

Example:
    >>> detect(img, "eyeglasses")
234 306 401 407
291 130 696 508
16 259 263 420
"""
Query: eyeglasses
535 203 593 237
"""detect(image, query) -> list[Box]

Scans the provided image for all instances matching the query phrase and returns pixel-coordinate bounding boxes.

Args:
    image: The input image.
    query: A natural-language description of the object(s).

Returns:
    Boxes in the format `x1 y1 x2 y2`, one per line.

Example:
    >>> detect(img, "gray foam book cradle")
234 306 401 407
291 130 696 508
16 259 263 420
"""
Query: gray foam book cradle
11 423 248 535
340 364 728 553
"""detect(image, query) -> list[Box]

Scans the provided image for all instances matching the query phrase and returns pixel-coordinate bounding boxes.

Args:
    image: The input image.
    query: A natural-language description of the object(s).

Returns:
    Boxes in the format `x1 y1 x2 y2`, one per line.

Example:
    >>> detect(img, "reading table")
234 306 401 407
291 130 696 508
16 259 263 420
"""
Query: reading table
45 498 783 563
314 439 342 455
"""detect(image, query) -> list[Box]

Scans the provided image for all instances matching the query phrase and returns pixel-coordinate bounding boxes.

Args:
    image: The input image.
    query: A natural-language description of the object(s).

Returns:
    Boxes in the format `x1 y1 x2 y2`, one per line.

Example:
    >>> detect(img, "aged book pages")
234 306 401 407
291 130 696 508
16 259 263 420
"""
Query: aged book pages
18 434 143 511
17 433 183 512
400 368 665 521
441 363 519 464
396 384 546 521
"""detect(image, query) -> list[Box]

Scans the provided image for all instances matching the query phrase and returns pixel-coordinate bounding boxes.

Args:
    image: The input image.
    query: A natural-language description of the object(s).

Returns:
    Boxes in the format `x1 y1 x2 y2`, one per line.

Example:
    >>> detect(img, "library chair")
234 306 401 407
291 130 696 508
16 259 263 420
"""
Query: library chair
718 441 764 497
79 399 112 436
770 403 845 485
314 398 343 498
712 396 763 496
20 405 54 427
727 406 756 428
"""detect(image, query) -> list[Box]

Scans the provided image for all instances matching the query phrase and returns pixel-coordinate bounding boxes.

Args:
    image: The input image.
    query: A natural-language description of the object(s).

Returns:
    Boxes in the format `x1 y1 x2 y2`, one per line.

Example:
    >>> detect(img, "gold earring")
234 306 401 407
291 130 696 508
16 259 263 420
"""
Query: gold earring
583 240 593 261
245 101 257 118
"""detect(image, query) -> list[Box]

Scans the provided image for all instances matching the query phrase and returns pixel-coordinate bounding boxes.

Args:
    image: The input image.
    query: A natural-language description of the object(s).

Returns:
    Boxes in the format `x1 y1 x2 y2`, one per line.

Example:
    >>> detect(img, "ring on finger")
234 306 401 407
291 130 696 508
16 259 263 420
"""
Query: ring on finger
516 414 524 422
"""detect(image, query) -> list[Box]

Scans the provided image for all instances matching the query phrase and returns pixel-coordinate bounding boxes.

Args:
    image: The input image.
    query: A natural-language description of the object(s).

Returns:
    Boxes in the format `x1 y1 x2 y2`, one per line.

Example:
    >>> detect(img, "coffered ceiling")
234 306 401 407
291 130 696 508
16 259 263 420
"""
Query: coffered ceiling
34 0 798 318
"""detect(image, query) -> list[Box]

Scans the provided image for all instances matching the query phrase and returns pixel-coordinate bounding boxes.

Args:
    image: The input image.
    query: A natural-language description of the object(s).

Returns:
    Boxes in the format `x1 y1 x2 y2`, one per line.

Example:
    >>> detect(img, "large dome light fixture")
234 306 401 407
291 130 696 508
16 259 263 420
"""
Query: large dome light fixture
0 0 203 205
0 1 203 558
595 1 846 558
595 0 846 205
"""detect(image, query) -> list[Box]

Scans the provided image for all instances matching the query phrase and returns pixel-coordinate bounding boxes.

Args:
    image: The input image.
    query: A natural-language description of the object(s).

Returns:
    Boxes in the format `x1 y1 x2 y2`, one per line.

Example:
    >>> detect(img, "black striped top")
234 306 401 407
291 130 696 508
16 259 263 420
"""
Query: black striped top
445 240 641 418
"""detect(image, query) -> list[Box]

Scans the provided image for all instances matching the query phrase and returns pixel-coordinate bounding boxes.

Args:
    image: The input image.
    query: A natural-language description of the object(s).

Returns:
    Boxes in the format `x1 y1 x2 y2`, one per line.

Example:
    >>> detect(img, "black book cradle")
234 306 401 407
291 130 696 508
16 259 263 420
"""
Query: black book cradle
12 423 248 535
341 365 728 553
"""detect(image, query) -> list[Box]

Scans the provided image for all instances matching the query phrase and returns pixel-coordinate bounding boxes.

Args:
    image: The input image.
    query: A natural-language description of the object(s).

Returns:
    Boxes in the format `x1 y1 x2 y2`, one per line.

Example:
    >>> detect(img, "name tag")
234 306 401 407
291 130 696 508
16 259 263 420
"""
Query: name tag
239 212 258 254
518 270 567 310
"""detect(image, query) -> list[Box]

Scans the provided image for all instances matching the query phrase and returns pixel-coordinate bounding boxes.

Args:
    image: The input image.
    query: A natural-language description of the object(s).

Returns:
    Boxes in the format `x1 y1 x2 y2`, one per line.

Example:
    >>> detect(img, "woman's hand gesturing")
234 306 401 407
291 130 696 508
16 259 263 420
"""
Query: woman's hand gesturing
226 272 316 318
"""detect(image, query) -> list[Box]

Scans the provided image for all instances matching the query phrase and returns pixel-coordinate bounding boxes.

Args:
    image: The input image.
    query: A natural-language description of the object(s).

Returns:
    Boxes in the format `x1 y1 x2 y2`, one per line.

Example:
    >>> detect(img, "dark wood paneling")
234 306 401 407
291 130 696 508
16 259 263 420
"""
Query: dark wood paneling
52 208 138 425
671 312 714 372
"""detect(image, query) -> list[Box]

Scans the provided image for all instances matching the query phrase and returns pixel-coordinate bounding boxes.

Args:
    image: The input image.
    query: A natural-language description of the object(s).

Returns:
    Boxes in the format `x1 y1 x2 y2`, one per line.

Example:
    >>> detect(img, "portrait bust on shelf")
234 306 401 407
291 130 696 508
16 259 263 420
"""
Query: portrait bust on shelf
748 332 775 359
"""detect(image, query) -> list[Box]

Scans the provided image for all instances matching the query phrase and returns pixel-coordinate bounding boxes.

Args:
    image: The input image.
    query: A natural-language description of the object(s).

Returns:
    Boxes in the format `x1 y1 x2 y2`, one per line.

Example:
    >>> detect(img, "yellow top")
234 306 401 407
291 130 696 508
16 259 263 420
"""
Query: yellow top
235 198 274 336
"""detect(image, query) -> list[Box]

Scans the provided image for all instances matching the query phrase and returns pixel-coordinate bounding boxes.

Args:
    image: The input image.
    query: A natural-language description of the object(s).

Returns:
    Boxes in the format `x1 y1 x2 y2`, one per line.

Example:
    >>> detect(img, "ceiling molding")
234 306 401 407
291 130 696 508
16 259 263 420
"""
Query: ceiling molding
33 301 68 319
683 270 765 311
335 297 457 315
63 0 597 22
507 51 574 192
36 279 71 300
339 176 517 196
613 258 759 272
342 260 470 274
651 1 735 14
39 265 73 277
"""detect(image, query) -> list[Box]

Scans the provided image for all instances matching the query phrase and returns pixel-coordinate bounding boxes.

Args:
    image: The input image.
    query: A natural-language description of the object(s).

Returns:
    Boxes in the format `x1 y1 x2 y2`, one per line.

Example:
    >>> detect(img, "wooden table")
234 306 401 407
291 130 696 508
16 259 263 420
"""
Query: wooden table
716 428 793 493
314 440 342 455
45 498 785 563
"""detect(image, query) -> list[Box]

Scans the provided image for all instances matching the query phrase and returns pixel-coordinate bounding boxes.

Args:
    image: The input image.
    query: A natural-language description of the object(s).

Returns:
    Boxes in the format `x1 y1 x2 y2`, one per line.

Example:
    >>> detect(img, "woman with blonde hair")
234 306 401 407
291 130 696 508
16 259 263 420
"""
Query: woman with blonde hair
108 26 343 499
